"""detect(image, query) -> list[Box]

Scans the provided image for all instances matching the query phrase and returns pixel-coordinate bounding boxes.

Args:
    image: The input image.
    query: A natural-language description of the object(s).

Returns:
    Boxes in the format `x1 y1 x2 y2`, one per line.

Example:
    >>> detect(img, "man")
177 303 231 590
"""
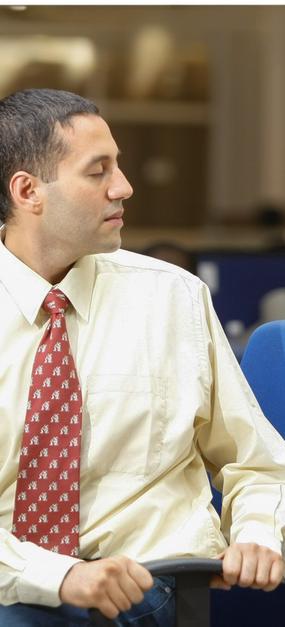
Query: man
0 88 284 627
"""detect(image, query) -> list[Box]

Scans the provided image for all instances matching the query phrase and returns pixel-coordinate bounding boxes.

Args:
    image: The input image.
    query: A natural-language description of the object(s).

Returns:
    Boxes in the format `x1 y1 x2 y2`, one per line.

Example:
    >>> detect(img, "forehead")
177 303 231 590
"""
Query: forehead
57 114 118 165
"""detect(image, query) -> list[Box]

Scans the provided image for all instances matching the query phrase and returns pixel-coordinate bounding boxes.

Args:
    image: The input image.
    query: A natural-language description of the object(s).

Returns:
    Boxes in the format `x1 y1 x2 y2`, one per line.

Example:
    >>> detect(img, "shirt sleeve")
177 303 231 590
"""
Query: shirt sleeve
196 282 285 556
0 529 81 606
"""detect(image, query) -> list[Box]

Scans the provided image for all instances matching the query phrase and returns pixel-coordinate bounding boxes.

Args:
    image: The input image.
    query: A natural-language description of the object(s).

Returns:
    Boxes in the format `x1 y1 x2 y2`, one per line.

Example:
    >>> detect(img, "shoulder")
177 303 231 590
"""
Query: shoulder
93 248 205 301
93 247 197 276
94 248 200 280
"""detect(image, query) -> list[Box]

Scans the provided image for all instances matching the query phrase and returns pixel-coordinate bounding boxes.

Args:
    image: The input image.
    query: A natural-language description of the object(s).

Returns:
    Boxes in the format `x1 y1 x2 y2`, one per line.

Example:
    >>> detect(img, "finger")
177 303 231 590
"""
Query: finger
237 547 258 588
263 557 285 592
210 574 231 590
108 581 134 613
127 560 153 591
97 592 122 620
222 545 243 586
254 549 276 589
116 570 145 605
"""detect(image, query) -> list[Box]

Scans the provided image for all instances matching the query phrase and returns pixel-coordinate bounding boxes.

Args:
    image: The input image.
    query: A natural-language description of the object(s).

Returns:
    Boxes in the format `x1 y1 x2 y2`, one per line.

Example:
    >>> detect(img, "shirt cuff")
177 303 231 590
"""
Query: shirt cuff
231 521 283 555
16 542 81 607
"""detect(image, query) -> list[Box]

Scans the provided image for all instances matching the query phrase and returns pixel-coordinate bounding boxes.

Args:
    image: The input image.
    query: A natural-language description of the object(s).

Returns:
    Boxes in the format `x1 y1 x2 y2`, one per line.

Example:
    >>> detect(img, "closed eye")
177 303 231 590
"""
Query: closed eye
87 155 121 179
89 170 106 177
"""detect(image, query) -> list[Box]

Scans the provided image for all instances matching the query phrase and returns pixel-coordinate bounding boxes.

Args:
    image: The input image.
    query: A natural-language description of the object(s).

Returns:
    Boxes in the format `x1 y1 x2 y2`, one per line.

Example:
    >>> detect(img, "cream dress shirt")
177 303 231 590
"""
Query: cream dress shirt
0 228 284 607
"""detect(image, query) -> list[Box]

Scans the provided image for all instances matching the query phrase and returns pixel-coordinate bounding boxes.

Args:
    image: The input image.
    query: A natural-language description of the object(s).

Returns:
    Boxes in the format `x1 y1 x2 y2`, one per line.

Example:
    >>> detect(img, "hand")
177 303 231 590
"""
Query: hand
59 555 153 618
211 543 284 592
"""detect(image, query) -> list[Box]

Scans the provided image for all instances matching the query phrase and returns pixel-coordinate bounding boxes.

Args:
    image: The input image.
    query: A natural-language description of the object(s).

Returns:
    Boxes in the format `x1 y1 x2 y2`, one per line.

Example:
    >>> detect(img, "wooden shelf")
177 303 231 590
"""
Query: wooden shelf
98 100 211 125
121 226 281 252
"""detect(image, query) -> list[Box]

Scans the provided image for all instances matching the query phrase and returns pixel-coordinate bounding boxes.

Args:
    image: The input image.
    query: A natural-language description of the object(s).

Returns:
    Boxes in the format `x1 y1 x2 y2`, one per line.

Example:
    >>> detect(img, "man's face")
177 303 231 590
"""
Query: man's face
41 114 133 258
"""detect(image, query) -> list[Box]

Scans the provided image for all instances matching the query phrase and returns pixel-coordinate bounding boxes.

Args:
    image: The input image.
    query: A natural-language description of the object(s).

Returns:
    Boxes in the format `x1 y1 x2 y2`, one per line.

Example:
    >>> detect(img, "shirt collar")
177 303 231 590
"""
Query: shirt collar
0 225 95 325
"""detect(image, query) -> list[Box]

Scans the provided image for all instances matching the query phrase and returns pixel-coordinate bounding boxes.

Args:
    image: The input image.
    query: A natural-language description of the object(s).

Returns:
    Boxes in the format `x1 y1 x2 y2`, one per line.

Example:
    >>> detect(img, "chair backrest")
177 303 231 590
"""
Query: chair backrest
240 320 285 438
212 320 285 627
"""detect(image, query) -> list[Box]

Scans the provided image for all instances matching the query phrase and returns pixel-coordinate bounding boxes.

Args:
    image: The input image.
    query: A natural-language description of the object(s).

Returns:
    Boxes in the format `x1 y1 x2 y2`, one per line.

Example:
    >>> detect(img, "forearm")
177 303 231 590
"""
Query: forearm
227 484 285 554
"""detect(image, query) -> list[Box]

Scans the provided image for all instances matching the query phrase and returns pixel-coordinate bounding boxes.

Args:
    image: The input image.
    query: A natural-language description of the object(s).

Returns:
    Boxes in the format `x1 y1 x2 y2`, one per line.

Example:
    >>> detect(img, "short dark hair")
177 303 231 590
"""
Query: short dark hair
0 88 99 223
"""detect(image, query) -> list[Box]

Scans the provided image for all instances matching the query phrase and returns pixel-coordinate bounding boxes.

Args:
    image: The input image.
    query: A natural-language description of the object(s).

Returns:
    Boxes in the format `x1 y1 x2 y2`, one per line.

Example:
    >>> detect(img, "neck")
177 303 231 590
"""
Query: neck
4 225 74 284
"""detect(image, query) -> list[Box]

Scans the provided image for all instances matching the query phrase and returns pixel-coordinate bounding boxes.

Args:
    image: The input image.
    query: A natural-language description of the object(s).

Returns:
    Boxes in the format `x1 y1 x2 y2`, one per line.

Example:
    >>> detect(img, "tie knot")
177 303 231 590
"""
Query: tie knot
42 289 69 315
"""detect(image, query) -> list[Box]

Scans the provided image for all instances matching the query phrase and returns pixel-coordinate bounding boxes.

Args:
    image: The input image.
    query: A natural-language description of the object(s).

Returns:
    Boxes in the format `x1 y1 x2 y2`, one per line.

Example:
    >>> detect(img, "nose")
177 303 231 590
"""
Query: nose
108 168 133 201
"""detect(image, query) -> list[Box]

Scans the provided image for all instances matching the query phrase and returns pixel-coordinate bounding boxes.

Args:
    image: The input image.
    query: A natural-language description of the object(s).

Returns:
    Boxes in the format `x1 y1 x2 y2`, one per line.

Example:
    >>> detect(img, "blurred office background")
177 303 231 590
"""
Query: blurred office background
1 4 285 356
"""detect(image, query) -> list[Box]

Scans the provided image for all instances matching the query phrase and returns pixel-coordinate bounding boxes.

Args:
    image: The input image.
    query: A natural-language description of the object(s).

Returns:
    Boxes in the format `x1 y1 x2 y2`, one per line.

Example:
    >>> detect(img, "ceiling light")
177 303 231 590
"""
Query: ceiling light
9 6 27 11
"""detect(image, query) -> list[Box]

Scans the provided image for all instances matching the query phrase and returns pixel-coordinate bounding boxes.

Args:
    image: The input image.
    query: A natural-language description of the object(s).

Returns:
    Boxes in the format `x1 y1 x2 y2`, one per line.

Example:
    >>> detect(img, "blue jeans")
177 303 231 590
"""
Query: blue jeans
0 576 175 627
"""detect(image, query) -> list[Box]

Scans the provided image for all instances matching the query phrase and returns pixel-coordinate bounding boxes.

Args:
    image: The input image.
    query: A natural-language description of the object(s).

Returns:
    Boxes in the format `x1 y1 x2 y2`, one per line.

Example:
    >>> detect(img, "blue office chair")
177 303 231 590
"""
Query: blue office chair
240 319 285 437
212 320 285 627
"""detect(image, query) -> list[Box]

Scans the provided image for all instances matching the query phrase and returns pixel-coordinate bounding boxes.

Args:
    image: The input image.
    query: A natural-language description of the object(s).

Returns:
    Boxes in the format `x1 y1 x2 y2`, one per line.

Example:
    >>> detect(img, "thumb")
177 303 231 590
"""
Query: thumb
210 574 231 591
210 551 231 590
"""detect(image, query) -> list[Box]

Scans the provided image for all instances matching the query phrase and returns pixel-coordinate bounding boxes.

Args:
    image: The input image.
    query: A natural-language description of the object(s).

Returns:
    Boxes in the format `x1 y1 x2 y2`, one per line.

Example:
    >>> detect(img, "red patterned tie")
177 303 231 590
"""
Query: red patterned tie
12 288 82 557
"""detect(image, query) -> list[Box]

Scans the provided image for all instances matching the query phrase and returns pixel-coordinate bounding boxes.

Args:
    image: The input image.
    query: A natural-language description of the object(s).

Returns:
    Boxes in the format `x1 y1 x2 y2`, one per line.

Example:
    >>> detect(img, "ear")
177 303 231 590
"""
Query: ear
9 171 43 215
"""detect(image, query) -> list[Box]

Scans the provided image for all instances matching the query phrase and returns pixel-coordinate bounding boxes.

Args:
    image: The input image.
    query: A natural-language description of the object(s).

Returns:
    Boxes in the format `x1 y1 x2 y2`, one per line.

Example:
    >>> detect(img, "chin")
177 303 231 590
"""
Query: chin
102 236 122 253
108 241 121 252
88 237 121 256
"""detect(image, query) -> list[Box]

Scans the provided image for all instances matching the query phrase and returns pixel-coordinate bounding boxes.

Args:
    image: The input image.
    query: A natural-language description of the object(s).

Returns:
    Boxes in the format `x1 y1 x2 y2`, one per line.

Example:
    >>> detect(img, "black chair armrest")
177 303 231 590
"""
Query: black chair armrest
143 557 222 576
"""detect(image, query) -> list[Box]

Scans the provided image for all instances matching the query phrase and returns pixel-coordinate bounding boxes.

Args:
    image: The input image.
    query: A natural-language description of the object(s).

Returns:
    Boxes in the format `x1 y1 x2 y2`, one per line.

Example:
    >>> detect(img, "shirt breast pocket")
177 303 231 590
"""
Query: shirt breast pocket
86 374 167 477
